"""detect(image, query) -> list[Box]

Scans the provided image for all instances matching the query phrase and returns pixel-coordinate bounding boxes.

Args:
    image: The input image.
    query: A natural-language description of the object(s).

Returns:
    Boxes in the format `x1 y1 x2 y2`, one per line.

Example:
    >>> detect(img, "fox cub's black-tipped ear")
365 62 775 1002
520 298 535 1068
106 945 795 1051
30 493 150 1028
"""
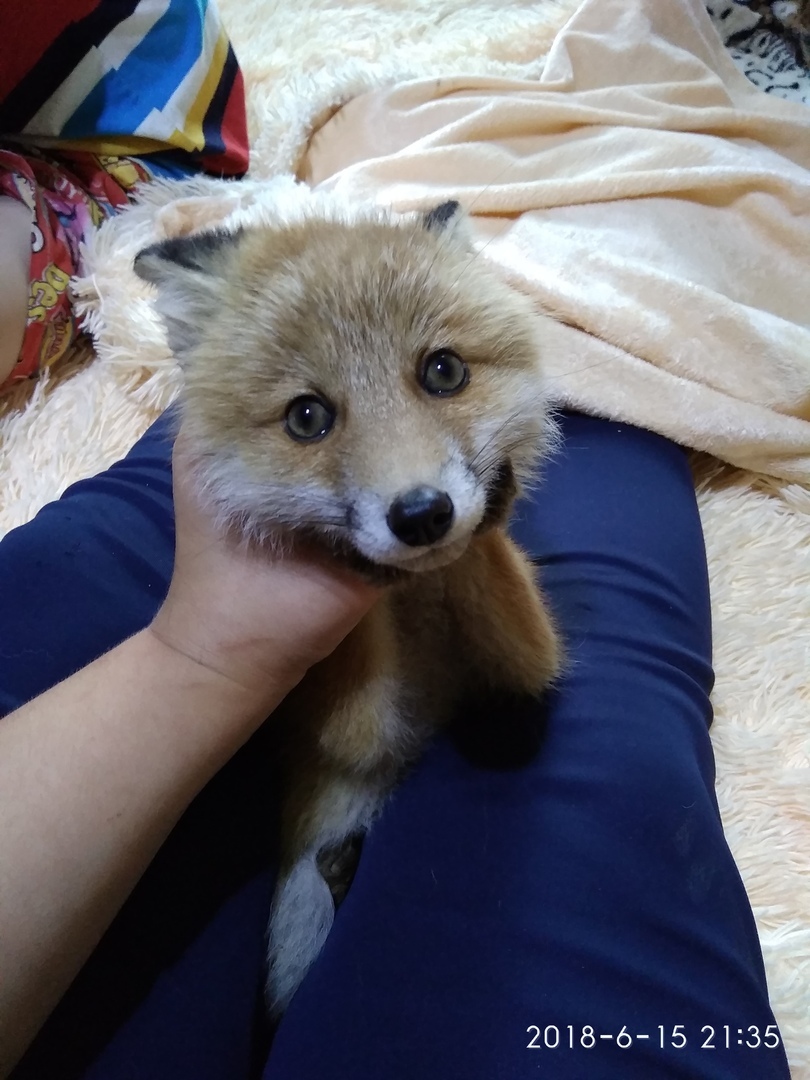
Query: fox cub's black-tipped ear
134 227 244 285
134 228 243 358
423 200 461 233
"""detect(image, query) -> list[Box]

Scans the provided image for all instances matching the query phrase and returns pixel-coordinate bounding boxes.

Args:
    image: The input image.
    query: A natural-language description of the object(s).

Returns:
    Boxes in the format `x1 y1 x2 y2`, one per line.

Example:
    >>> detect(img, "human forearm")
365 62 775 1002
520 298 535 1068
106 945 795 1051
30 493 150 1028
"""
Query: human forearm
0 627 296 1075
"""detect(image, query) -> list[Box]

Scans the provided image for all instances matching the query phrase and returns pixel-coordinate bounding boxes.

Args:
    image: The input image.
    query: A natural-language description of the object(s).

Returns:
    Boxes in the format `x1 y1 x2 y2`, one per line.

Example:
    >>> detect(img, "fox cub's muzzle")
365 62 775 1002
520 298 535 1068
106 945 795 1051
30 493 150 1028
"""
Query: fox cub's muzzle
386 486 455 547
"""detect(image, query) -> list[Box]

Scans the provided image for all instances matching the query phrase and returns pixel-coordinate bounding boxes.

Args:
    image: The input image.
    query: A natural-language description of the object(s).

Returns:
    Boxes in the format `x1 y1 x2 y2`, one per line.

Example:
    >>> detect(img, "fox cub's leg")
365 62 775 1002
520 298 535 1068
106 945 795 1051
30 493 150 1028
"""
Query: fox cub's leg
266 604 404 1016
442 528 561 766
444 528 560 688
266 766 391 1016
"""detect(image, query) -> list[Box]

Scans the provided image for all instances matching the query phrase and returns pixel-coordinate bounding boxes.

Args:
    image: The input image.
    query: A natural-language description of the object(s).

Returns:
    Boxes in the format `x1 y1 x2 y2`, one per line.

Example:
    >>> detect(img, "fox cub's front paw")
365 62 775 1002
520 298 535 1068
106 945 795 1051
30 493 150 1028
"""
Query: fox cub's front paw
450 686 552 770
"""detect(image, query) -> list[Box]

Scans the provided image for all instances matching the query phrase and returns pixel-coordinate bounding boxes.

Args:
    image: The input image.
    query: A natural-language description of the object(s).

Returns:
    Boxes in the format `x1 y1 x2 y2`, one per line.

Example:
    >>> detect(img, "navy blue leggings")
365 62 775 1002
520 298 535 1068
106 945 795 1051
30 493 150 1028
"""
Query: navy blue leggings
2 412 789 1079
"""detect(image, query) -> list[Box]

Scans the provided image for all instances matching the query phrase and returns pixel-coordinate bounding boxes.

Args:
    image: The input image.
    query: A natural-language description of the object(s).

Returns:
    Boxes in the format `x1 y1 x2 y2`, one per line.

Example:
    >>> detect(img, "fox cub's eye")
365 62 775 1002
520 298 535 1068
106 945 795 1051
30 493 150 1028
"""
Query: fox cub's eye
284 396 335 442
419 349 469 396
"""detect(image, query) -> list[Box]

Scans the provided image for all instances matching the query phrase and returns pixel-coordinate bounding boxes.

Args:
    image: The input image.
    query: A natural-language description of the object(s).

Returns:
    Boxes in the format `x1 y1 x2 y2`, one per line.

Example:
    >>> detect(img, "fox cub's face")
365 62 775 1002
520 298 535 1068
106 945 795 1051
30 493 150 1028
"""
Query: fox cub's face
135 201 551 574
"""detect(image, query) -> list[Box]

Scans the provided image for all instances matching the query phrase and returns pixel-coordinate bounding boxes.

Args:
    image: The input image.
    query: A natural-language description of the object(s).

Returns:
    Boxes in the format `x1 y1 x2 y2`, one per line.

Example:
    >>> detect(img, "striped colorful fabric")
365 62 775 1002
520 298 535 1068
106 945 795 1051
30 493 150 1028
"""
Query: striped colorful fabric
0 0 248 176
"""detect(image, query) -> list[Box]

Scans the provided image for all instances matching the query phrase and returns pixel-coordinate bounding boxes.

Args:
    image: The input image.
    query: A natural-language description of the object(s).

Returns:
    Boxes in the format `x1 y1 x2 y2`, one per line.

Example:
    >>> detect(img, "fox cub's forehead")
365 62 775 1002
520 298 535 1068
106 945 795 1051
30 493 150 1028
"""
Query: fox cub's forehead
231 217 530 377
239 218 465 320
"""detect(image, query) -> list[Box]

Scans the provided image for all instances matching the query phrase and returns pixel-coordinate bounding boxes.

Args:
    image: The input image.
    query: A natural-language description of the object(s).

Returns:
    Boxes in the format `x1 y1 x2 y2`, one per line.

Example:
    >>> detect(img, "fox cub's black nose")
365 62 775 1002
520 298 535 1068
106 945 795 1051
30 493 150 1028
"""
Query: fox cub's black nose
387 487 454 547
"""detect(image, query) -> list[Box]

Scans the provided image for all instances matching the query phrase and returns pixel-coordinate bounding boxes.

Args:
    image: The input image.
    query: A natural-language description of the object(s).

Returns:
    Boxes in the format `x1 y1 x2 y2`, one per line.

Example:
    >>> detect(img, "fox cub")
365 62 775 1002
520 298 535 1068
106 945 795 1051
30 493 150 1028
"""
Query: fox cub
135 196 560 1016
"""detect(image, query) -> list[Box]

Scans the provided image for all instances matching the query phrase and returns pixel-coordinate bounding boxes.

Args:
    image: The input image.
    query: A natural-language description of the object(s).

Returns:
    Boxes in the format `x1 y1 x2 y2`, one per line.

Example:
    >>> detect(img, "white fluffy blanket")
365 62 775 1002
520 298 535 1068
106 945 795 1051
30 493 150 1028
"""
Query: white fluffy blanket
0 0 807 1071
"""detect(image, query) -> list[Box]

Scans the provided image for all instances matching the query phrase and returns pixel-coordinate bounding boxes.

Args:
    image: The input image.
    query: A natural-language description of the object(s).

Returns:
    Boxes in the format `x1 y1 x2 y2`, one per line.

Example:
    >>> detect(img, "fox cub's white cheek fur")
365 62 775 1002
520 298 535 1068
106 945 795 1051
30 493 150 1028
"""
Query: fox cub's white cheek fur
190 437 489 569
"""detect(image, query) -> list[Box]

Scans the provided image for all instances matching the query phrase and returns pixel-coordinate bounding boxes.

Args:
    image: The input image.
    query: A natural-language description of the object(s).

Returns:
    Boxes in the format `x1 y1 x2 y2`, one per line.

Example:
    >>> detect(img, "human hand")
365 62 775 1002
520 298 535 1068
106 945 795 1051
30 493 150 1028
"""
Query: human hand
148 431 381 708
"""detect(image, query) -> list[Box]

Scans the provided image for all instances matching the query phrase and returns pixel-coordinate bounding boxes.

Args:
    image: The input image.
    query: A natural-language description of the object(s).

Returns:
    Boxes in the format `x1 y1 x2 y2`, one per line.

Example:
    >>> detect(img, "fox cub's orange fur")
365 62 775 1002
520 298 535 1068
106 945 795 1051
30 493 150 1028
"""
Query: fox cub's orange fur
135 197 560 1016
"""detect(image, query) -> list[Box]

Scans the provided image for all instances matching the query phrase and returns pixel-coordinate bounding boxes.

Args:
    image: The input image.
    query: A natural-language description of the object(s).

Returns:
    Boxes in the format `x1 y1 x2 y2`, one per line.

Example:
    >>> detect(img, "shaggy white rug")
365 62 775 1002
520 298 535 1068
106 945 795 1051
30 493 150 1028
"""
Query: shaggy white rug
0 0 807 1072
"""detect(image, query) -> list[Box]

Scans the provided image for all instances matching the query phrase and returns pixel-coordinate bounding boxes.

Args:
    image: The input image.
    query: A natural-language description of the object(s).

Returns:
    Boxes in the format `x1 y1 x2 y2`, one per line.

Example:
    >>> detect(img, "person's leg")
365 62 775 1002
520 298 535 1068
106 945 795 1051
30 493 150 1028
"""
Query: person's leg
2 415 277 1080
265 412 790 1080
0 414 176 715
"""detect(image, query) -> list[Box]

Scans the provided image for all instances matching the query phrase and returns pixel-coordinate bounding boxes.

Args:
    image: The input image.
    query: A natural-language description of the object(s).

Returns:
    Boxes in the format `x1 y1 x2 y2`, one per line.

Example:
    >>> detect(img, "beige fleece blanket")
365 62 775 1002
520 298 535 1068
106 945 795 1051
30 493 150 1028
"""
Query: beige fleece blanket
302 0 810 482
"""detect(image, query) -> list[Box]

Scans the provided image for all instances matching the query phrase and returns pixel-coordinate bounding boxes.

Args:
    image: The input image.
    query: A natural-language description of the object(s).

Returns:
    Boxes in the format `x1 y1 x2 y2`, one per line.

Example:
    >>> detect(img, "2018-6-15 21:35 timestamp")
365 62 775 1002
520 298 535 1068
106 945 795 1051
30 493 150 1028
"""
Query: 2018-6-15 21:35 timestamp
526 1024 782 1051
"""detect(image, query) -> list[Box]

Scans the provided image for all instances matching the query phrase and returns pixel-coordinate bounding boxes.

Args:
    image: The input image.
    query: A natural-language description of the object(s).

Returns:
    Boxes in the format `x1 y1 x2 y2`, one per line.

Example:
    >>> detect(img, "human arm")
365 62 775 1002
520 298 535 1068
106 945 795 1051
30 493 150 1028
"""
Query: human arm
0 437 379 1075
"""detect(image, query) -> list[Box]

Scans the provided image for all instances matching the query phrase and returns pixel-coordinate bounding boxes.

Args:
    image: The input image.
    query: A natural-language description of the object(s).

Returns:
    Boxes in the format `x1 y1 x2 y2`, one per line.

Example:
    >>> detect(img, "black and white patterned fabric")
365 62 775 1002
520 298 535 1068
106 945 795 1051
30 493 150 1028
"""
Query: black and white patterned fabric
706 0 810 103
